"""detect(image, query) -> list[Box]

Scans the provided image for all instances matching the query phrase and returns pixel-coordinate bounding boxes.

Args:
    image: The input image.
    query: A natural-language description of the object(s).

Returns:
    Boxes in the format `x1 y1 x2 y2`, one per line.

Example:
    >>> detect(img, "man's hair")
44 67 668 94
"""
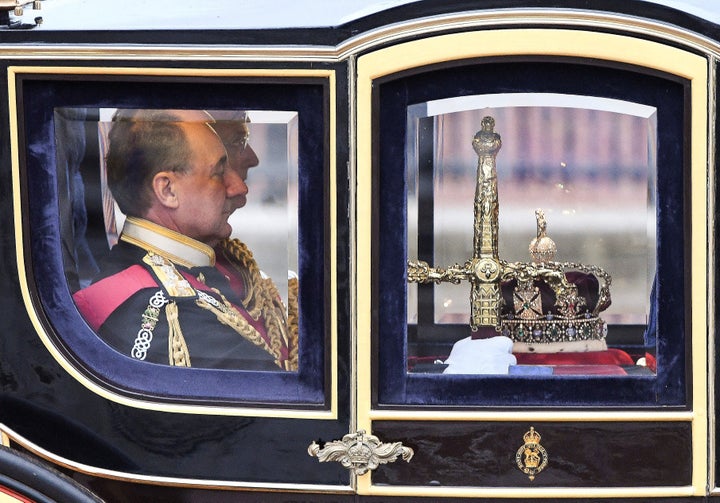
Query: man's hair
105 109 192 217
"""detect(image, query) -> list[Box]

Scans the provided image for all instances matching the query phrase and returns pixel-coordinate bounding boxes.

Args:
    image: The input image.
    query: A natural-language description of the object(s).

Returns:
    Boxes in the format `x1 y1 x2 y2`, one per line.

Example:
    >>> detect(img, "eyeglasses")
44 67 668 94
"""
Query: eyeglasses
223 114 251 153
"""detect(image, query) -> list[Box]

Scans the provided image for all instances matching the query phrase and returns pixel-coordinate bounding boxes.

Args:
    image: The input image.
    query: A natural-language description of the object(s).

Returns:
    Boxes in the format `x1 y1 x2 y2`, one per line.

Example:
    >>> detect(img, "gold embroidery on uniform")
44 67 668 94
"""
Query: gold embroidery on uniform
142 253 196 297
122 216 216 268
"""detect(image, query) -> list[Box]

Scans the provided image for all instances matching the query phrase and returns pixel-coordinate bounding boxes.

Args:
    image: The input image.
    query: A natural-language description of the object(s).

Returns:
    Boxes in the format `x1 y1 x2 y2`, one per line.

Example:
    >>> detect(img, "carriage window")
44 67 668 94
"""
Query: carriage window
14 71 331 409
405 94 657 376
57 107 299 372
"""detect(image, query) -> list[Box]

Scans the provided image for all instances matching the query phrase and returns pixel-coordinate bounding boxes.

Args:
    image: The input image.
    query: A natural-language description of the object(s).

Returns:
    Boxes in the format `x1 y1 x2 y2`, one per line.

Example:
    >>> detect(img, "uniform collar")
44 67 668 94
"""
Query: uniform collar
119 216 215 268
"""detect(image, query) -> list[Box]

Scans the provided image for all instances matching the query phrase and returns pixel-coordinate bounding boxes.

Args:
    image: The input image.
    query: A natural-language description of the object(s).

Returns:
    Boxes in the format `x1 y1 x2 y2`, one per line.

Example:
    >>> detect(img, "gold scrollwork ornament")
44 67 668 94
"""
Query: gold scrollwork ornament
516 427 548 480
307 430 414 475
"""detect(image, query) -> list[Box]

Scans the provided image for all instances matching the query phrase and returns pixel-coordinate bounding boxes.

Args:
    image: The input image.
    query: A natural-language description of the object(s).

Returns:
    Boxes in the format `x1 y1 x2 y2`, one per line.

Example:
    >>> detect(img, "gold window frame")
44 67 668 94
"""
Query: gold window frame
10 66 339 420
355 28 708 498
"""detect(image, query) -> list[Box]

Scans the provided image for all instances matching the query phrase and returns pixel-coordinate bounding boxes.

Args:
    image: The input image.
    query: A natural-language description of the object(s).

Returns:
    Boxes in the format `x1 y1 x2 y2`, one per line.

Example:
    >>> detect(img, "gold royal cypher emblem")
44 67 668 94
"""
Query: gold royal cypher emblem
516 427 548 480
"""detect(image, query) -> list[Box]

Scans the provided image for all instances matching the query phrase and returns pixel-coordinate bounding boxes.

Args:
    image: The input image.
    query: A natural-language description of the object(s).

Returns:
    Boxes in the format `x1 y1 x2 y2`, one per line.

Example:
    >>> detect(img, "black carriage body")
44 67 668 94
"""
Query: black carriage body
0 1 717 502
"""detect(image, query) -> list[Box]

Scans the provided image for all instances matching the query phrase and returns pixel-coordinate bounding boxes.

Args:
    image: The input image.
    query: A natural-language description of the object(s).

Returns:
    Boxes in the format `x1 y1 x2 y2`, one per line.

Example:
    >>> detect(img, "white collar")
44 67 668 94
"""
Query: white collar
119 216 215 268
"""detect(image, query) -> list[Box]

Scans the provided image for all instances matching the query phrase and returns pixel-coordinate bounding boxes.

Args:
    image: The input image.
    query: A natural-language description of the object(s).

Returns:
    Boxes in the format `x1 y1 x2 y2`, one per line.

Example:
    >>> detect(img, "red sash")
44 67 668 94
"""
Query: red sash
73 265 157 331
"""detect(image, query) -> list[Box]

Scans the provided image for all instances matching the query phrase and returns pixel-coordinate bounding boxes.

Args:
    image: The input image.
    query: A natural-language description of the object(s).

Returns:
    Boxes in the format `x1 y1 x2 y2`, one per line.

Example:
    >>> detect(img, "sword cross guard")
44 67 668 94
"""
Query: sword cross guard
408 116 506 332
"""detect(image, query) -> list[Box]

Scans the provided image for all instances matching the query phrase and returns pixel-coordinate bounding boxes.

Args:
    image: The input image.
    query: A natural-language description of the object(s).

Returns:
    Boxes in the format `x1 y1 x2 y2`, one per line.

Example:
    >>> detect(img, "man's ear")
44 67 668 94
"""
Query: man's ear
152 171 179 209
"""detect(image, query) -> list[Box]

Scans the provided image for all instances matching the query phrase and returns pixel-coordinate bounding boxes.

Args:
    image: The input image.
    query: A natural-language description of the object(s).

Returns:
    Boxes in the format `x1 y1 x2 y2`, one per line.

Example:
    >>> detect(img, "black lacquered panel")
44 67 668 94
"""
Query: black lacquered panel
372 420 692 487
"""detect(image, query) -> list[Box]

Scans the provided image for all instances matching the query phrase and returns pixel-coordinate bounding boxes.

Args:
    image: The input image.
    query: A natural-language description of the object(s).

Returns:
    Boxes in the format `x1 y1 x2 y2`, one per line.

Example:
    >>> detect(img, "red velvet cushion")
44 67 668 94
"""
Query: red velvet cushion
408 348 637 373
514 348 635 366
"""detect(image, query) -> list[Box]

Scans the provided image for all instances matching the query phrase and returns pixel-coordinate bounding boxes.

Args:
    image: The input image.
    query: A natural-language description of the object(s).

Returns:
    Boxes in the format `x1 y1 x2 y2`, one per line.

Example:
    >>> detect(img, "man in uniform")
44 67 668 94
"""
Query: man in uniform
73 109 297 371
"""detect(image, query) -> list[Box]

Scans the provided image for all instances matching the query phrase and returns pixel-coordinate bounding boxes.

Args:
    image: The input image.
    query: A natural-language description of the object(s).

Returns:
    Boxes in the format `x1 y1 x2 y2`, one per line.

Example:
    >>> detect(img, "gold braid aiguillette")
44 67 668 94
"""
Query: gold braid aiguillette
220 238 298 371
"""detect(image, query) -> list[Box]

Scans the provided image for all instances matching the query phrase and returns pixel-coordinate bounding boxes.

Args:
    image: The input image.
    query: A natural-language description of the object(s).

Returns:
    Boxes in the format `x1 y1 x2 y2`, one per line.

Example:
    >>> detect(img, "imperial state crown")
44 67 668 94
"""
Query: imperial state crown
407 116 612 353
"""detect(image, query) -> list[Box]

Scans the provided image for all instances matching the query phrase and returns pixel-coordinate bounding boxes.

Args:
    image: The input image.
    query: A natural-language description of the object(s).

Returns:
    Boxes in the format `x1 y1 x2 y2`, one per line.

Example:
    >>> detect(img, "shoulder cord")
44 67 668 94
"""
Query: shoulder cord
286 276 299 370
220 239 299 371
195 289 283 367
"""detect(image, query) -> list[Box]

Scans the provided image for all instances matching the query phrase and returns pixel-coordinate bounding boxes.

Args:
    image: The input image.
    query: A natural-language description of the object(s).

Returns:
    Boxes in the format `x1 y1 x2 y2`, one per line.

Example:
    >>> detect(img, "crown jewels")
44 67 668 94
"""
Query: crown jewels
407 116 612 350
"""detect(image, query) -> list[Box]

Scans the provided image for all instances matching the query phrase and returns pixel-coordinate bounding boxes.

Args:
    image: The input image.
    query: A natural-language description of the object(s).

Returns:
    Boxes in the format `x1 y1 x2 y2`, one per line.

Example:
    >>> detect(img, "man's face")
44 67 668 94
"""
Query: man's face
210 117 260 213
171 120 245 246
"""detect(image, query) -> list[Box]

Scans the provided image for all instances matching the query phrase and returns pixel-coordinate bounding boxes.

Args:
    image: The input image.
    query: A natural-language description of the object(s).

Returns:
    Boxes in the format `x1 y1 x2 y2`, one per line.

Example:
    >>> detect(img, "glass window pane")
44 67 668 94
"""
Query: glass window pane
407 94 657 374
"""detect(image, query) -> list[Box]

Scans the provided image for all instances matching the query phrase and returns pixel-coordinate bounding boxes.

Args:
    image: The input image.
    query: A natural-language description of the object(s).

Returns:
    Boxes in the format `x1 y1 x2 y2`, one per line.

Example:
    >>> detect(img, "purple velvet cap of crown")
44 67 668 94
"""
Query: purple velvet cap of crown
500 270 611 318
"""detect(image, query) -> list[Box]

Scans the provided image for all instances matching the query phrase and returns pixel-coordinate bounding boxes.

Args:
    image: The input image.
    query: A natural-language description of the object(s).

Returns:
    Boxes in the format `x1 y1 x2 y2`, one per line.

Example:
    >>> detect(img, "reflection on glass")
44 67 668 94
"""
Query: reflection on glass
56 108 299 371
406 94 657 376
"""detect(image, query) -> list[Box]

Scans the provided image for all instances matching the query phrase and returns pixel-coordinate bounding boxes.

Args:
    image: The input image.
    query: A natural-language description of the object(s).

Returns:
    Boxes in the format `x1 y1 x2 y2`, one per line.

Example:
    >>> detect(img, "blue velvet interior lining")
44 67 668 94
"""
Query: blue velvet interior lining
19 76 329 406
375 59 688 407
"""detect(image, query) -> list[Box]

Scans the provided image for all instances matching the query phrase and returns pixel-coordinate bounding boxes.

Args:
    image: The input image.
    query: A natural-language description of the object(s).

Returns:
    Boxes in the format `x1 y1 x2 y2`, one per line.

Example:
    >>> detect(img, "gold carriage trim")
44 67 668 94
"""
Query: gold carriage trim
308 430 414 475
